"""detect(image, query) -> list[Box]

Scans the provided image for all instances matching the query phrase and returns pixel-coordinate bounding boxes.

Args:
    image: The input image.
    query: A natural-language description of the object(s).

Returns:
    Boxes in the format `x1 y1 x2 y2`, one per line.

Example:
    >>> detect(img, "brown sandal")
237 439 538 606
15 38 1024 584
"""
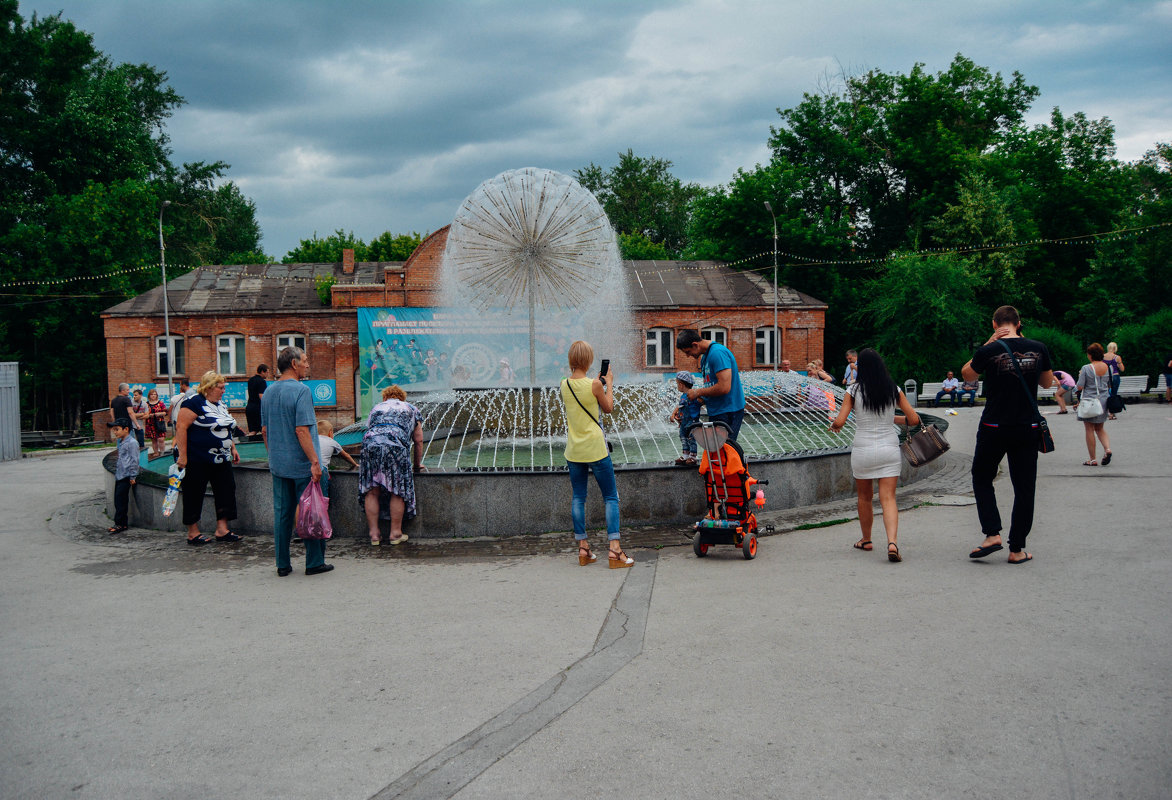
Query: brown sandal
888 543 902 563
578 543 597 566
608 547 634 569
853 539 872 551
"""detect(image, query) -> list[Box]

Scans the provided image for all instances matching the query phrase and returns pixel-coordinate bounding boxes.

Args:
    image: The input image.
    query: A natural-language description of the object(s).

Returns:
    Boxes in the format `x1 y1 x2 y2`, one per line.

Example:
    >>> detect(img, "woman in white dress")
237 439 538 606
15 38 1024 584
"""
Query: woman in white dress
830 348 921 562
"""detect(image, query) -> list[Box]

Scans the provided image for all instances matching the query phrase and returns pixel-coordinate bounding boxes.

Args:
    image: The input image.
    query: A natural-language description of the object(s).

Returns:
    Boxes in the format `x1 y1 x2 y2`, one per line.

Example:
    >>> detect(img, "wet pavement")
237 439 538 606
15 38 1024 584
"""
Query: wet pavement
2 403 1170 799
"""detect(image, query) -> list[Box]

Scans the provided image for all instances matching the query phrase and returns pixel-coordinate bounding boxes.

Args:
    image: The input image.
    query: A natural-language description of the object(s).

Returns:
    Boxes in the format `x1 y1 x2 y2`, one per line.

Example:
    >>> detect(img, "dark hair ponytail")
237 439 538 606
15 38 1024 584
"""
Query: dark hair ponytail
854 348 899 414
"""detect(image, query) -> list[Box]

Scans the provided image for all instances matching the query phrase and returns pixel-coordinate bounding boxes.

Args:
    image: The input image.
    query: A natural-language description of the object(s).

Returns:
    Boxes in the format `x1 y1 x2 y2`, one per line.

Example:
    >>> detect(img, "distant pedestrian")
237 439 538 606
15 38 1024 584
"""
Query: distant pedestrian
174 371 242 546
829 349 920 562
670 370 702 466
359 386 424 546
130 388 148 447
108 418 138 534
262 347 331 576
245 364 269 435
1076 343 1113 466
143 388 168 456
843 350 858 386
963 305 1055 565
110 383 134 440
1103 342 1125 420
1164 350 1172 403
1052 370 1076 414
561 340 631 568
170 379 195 427
676 329 746 442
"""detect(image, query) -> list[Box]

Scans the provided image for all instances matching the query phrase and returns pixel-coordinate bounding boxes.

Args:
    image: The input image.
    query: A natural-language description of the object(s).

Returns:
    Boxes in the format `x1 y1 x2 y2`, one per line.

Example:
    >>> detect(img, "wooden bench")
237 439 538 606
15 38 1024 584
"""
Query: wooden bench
1153 374 1168 398
21 430 88 449
919 381 981 407
1116 375 1148 398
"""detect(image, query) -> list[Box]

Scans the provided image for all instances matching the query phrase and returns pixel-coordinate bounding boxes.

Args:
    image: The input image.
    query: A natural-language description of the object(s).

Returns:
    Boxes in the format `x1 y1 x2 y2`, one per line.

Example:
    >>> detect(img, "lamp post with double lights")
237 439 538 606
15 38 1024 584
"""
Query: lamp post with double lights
158 200 173 399
763 201 779 373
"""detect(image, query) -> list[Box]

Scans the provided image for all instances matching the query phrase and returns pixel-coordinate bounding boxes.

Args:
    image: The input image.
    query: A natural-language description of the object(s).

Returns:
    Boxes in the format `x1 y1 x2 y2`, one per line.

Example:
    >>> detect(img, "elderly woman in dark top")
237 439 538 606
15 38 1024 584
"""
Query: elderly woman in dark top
174 370 241 545
360 385 425 546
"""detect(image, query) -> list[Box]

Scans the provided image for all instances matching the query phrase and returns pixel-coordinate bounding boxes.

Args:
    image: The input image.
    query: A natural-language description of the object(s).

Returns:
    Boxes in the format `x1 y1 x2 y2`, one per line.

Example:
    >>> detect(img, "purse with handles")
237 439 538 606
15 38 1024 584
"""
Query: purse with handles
900 421 950 466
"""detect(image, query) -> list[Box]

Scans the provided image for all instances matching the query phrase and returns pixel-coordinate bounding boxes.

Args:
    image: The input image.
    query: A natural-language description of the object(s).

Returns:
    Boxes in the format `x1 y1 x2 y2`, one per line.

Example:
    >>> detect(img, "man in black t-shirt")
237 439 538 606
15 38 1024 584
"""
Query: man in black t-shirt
245 364 270 435
962 305 1055 564
110 383 134 440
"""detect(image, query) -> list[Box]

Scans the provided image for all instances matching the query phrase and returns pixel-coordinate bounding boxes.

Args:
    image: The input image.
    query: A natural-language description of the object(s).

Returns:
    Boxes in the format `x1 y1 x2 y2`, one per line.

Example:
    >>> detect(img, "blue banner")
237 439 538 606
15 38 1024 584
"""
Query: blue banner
356 307 580 416
130 380 336 409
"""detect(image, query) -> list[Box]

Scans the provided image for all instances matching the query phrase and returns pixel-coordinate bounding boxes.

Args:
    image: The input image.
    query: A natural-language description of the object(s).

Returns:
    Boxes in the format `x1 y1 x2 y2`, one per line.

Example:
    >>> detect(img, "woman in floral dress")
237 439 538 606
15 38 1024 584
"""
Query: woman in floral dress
360 385 425 545
143 388 168 456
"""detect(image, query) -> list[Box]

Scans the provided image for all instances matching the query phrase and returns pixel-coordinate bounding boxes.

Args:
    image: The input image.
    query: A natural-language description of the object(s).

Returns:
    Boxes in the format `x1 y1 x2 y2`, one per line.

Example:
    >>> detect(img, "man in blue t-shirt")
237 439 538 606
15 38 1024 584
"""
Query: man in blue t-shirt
676 329 746 441
262 346 330 577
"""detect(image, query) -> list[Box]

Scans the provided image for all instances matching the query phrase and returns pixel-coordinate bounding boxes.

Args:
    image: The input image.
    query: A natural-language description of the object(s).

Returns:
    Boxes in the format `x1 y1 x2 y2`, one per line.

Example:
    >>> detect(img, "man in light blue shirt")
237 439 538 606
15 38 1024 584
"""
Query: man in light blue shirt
262 346 330 577
676 329 746 441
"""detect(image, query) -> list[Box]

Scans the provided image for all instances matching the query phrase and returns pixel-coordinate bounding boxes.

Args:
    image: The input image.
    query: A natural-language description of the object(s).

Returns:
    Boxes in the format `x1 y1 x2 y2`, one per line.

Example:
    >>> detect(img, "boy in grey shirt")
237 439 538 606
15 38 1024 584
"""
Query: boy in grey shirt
109 418 139 533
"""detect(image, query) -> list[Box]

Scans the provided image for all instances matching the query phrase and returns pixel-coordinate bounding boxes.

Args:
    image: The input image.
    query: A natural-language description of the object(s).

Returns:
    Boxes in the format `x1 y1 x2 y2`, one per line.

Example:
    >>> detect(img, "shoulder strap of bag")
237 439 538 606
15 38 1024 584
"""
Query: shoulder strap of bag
998 340 1044 423
563 378 605 433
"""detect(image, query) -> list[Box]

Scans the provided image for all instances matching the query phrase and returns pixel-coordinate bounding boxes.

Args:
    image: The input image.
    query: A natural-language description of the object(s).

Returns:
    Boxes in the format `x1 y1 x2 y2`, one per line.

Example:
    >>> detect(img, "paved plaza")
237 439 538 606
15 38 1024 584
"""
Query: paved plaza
1 405 1169 799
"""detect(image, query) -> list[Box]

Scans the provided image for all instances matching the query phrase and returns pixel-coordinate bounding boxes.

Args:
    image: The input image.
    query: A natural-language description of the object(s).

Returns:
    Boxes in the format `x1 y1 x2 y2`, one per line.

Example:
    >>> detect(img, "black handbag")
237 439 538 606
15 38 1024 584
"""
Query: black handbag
900 422 950 466
999 342 1055 453
1106 393 1125 414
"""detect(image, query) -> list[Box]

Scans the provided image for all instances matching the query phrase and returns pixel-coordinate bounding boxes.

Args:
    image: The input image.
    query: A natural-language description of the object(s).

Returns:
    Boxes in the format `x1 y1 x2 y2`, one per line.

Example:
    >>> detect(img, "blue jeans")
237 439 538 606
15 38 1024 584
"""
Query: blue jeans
567 456 620 541
708 408 745 442
272 474 326 571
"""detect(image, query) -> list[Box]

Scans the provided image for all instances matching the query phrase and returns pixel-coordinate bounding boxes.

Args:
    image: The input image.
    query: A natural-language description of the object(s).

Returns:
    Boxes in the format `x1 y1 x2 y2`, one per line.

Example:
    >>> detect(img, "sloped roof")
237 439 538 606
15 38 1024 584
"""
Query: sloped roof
103 257 825 316
102 261 400 316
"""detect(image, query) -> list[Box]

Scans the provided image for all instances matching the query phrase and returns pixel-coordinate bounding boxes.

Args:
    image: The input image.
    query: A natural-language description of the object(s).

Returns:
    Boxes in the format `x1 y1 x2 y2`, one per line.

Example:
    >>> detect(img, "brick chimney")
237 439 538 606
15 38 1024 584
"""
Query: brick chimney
342 248 355 275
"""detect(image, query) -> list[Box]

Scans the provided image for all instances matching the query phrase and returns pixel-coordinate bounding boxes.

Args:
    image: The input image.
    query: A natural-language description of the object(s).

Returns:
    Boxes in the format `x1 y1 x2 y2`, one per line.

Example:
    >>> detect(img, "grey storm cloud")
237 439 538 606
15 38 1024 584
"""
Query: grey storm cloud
20 0 1172 259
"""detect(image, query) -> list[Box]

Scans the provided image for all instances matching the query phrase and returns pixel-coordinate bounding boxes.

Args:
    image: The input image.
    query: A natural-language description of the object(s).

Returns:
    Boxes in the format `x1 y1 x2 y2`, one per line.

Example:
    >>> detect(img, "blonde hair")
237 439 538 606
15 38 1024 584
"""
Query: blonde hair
568 340 594 372
317 419 334 437
382 385 406 401
197 370 227 395
1107 342 1118 354
807 362 817 372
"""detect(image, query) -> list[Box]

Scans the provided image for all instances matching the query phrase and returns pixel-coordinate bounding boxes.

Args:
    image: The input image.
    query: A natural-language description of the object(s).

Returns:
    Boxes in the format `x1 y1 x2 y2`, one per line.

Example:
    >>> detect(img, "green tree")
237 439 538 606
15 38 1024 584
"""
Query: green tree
617 232 670 260
575 150 701 256
367 231 424 261
282 229 368 263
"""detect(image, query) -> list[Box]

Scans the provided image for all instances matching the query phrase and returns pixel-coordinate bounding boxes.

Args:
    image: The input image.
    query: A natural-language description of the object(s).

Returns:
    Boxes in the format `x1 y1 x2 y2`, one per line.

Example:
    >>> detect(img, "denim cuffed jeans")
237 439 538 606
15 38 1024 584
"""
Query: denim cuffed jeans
273 475 326 571
567 456 620 541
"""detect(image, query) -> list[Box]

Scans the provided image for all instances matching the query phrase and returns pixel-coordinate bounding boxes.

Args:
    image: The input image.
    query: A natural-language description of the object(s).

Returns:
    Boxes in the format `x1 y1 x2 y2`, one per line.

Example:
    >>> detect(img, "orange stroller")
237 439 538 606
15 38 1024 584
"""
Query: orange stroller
689 421 771 560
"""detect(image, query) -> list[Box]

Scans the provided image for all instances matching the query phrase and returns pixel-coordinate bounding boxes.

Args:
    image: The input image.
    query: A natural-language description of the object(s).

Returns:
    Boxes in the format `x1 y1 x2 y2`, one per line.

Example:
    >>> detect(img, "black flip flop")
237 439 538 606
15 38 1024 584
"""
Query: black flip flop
186 535 211 546
214 532 242 542
1101 451 1112 465
107 525 127 534
1008 554 1033 564
969 543 1004 559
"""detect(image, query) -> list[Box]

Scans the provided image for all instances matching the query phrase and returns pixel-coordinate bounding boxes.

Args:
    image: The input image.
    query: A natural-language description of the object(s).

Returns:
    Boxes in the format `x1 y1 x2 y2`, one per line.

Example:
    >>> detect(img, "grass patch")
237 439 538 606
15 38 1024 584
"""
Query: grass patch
793 517 853 530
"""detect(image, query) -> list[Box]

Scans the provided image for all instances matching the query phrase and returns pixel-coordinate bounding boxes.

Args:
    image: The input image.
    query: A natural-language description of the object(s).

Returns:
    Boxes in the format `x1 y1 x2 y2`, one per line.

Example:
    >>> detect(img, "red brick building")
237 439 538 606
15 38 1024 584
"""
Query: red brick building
102 225 826 427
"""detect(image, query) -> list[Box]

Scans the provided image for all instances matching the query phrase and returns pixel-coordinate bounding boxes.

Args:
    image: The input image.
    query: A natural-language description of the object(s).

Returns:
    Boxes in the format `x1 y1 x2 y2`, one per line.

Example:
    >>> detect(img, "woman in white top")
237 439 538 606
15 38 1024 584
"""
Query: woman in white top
830 348 920 562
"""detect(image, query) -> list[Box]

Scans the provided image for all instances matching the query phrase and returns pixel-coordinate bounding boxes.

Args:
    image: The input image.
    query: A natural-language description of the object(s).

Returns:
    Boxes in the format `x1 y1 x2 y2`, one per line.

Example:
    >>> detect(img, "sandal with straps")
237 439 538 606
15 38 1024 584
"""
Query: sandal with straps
608 547 634 569
888 542 902 563
853 539 872 551
578 543 597 566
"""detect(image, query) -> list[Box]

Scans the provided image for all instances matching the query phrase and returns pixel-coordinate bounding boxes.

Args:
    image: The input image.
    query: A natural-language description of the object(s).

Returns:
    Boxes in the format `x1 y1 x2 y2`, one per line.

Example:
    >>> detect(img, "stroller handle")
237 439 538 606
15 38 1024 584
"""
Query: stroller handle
755 480 769 486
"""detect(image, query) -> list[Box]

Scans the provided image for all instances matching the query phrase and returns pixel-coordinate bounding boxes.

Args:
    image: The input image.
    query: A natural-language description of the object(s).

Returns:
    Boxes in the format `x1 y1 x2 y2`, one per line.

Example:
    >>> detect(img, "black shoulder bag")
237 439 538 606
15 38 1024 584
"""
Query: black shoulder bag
563 379 612 453
999 341 1055 454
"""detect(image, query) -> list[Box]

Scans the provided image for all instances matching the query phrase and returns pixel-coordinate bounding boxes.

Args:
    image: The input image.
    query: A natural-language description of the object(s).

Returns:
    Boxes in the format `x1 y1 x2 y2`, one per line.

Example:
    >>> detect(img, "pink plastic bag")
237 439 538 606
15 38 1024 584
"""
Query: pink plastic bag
295 480 332 540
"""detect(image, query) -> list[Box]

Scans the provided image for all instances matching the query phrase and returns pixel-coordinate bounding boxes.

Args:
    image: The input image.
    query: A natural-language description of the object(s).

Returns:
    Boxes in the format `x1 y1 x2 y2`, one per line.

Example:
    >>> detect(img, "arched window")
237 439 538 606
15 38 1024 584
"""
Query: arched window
755 327 781 366
701 327 727 348
216 334 246 375
645 328 673 367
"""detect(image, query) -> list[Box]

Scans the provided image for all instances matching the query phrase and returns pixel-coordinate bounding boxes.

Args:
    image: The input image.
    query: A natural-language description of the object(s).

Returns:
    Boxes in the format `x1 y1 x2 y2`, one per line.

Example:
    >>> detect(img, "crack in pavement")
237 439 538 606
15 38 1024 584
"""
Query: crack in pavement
370 552 658 800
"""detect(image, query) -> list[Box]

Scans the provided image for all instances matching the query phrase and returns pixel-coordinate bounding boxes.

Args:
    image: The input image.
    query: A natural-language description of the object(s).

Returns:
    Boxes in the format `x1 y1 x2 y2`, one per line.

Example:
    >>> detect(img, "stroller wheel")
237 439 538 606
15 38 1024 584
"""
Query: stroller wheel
692 531 709 558
742 534 757 560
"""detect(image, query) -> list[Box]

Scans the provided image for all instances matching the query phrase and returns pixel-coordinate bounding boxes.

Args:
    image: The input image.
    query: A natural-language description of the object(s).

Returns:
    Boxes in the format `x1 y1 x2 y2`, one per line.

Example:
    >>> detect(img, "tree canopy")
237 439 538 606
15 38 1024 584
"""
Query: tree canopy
0 2 265 428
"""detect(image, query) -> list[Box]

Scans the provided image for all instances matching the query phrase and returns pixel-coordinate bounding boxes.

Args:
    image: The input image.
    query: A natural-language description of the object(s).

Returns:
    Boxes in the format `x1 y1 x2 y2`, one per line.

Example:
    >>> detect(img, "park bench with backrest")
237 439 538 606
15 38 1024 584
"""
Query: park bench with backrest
1153 374 1168 399
1115 375 1148 398
21 430 89 449
919 381 982 407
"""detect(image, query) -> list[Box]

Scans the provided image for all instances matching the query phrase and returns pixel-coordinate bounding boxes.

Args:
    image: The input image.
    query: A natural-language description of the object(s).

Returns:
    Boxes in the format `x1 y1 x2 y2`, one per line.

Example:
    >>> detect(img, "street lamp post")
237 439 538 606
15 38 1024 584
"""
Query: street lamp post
158 200 173 399
763 201 778 373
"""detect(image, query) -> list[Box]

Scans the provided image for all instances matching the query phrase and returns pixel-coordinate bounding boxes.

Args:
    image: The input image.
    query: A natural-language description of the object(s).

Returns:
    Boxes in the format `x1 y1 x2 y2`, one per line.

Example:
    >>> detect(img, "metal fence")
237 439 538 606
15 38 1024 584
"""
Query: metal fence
0 363 18 462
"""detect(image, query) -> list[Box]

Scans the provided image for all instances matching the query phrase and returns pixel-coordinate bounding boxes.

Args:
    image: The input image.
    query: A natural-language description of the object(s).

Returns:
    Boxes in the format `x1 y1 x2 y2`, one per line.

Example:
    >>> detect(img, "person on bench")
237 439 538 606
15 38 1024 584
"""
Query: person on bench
935 371 961 406
959 376 980 406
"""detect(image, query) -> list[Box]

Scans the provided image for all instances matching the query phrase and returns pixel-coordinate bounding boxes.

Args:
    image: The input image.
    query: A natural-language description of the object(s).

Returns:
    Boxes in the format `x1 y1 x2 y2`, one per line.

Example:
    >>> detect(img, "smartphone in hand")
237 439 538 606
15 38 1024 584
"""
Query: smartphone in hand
599 359 610 382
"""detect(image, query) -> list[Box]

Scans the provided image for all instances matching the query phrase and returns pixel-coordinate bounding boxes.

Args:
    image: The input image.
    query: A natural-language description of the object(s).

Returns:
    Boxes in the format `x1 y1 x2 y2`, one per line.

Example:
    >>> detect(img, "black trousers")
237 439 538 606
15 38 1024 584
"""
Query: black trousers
113 477 132 526
245 403 262 433
182 460 238 526
971 422 1038 553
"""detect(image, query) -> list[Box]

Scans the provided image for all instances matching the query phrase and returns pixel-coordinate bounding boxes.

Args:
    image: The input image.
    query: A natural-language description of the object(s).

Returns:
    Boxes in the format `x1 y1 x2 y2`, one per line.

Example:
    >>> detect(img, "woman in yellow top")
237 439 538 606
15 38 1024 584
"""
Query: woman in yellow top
560 340 632 568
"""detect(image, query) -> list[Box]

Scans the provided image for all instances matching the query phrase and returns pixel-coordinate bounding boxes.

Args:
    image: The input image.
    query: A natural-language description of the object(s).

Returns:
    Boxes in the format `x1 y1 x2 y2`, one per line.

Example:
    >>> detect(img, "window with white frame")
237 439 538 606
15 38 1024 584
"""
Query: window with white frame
755 327 781 365
646 328 673 367
156 336 185 376
276 333 306 356
217 334 246 375
701 327 727 348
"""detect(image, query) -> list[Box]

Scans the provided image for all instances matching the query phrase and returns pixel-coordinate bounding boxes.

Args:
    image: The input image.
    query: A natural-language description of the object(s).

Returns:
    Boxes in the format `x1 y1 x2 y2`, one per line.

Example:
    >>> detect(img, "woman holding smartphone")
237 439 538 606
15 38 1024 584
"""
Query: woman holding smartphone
560 341 632 568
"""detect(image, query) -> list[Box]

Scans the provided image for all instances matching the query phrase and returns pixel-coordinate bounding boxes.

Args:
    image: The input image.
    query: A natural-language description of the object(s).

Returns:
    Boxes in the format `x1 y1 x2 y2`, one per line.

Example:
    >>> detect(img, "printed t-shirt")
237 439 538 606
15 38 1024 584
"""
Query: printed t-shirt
970 337 1052 426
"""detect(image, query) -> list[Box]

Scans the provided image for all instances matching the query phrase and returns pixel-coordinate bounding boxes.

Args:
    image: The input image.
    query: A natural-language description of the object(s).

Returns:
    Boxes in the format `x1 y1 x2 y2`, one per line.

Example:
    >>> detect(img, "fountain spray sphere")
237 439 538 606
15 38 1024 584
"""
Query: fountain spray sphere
442 167 632 383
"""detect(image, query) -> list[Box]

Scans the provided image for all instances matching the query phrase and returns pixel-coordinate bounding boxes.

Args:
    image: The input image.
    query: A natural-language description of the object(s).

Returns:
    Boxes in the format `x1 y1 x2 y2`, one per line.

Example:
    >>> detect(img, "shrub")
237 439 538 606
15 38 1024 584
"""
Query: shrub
1028 325 1084 374
1112 308 1172 375
314 274 336 306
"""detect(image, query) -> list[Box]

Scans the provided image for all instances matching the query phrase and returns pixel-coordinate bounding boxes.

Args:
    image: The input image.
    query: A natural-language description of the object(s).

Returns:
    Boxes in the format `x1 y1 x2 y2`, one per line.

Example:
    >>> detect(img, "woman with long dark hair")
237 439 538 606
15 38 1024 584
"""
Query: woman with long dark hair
830 348 920 562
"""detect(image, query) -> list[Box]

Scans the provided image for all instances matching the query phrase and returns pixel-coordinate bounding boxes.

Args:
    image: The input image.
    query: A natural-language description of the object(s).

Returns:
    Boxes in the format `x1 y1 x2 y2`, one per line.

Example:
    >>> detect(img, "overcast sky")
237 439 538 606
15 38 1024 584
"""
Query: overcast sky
22 0 1172 259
